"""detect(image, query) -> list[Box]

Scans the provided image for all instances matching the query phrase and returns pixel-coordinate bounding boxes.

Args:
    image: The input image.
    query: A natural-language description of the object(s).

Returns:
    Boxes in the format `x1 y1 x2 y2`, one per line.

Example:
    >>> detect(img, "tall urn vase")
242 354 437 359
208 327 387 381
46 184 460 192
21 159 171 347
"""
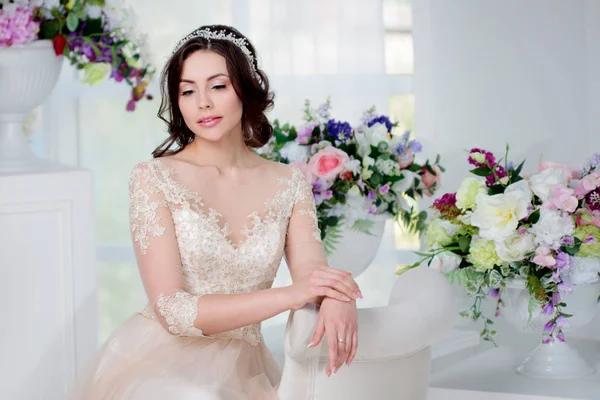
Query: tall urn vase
0 40 63 172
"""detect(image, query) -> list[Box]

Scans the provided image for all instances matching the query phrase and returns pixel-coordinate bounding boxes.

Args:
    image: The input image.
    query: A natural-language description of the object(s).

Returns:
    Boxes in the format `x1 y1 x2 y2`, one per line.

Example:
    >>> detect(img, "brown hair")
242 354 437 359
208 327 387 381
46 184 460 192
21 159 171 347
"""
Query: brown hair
152 25 274 158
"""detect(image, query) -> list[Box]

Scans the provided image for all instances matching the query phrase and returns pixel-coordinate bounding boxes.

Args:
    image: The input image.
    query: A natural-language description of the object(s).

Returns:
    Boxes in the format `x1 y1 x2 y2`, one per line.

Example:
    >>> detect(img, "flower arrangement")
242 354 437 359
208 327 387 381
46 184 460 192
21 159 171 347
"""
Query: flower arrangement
257 98 443 254
402 146 600 344
0 0 154 110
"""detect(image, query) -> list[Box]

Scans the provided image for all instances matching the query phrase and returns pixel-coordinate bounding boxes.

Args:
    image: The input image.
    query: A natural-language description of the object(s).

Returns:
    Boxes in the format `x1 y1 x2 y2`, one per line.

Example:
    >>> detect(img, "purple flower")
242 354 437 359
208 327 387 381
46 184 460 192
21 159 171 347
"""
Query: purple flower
518 226 528 235
585 188 600 211
556 315 569 329
368 205 378 215
552 292 561 305
561 236 575 246
321 190 333 201
126 100 136 112
313 179 326 192
494 310 501 317
542 303 555 315
357 179 366 190
583 234 597 244
489 288 500 298
507 161 515 170
408 140 423 153
555 252 571 271
395 144 406 155
468 148 496 168
296 122 319 144
326 119 353 143
368 190 377 201
558 282 573 293
379 183 390 195
542 337 555 344
557 332 566 342
549 270 562 283
367 115 393 132
543 321 556 334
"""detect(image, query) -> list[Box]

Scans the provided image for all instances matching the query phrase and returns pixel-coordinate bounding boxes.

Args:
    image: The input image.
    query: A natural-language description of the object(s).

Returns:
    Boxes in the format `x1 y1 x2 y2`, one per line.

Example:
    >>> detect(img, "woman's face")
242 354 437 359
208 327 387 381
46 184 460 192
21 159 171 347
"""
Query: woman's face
178 50 244 144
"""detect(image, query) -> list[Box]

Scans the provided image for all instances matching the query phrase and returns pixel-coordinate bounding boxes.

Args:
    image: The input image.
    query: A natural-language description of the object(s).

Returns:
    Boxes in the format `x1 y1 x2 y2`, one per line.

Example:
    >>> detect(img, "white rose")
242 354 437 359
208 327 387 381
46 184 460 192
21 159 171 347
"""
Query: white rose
470 181 532 242
495 232 536 262
279 142 309 163
530 208 575 248
529 168 571 201
456 177 486 210
429 252 462 274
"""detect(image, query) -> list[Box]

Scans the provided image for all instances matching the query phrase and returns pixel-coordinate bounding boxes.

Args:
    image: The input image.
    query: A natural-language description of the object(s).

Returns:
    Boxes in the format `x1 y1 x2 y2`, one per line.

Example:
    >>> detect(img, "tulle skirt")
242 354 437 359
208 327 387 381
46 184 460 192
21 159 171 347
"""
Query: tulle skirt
70 314 281 400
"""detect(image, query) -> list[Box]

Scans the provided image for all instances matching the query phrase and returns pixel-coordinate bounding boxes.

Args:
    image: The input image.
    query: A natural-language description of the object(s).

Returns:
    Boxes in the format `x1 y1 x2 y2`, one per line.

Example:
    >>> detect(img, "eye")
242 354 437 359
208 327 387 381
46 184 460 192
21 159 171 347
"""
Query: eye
181 90 194 96
213 84 226 90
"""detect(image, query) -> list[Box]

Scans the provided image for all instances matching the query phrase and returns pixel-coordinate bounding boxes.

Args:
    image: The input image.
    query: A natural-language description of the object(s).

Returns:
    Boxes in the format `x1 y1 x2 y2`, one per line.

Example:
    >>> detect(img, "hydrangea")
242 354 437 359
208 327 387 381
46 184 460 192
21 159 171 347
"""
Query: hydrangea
0 5 39 47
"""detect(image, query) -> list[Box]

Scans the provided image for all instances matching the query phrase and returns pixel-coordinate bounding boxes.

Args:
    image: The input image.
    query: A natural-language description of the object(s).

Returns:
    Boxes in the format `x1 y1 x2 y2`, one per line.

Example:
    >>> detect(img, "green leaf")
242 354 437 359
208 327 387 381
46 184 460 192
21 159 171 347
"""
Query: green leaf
528 209 541 224
487 184 505 195
458 235 471 253
351 219 375 235
82 18 103 36
323 222 344 256
66 12 80 32
470 167 493 177
86 0 106 5
487 269 503 288
39 20 60 39
370 172 383 185
513 159 526 176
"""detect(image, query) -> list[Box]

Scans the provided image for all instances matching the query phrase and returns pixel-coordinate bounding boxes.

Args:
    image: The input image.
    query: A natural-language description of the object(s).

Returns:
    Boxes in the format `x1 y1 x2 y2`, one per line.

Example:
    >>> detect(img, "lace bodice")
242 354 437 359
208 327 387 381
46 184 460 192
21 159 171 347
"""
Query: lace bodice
128 158 324 345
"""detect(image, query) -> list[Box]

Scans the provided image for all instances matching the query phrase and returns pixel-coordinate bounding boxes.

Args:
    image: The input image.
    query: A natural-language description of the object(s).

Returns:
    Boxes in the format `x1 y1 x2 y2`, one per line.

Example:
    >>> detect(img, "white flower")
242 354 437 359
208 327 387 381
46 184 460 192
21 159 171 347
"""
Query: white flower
343 159 361 174
362 156 375 168
355 123 389 157
495 232 536 262
565 256 600 285
470 180 532 242
529 168 571 201
530 208 575 248
392 171 419 194
456 177 486 210
429 252 462 274
375 158 400 176
279 141 309 163
84 5 103 19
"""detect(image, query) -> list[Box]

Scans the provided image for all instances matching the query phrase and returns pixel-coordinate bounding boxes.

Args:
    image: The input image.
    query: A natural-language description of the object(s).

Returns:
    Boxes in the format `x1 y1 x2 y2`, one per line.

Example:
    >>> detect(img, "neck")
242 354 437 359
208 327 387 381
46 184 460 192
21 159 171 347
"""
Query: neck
185 127 255 174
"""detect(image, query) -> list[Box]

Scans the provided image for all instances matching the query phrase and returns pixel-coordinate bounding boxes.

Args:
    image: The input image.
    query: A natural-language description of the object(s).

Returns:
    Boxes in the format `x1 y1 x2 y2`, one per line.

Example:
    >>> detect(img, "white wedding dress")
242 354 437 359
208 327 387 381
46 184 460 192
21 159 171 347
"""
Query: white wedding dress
70 157 326 399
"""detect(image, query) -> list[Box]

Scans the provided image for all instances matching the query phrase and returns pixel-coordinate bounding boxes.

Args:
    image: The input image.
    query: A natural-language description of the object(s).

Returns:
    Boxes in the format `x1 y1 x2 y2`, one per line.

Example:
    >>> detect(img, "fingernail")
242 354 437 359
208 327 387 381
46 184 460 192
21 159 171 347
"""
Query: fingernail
333 367 338 374
326 370 331 377
344 296 351 301
308 342 314 347
355 292 361 299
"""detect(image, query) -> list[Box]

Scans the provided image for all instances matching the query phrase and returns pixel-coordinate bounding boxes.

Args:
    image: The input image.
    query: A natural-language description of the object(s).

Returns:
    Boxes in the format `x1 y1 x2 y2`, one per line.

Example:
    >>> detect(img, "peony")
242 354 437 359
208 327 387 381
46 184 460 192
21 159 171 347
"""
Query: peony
468 238 503 271
495 231 536 262
308 147 349 182
430 251 462 274
456 177 486 210
470 180 531 242
529 167 571 201
530 208 575 249
290 161 314 184
425 219 460 248
280 141 310 163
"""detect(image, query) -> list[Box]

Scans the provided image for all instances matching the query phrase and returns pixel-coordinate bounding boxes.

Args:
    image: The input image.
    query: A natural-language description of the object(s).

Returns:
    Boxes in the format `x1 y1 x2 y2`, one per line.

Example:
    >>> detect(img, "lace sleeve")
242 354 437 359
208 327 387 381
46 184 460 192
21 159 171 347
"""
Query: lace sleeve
128 162 208 337
284 167 328 280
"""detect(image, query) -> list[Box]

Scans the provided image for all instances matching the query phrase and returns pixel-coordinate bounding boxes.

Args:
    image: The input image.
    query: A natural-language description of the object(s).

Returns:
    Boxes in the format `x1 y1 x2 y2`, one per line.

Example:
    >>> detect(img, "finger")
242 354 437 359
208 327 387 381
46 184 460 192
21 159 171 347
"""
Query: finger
320 269 362 298
347 330 358 366
319 287 352 302
317 278 358 300
345 330 352 354
309 316 325 347
319 265 352 278
327 329 338 375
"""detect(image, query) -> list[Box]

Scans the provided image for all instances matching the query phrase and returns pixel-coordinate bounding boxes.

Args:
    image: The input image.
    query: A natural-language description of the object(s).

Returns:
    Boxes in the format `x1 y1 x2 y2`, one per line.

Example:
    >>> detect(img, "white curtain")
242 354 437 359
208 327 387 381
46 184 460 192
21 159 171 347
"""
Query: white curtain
33 0 415 343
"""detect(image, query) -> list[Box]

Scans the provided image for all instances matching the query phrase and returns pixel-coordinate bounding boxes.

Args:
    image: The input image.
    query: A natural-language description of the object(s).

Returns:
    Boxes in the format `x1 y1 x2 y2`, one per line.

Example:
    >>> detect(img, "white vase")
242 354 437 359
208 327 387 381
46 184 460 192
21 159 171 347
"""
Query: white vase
503 277 600 379
0 40 63 171
325 216 386 277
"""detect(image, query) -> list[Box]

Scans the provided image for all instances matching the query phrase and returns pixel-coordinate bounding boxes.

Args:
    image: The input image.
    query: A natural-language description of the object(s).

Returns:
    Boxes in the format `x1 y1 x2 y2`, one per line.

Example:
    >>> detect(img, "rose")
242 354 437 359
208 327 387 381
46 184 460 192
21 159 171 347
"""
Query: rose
308 147 350 182
397 150 414 169
456 177 486 210
420 166 441 194
430 251 462 274
290 161 314 184
470 180 532 242
495 232 536 262
529 167 571 201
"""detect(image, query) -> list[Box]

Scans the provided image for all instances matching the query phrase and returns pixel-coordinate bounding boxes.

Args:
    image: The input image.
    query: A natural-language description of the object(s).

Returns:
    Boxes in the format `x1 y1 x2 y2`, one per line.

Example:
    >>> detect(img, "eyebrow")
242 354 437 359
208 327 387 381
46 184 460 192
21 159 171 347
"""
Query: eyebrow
180 73 229 84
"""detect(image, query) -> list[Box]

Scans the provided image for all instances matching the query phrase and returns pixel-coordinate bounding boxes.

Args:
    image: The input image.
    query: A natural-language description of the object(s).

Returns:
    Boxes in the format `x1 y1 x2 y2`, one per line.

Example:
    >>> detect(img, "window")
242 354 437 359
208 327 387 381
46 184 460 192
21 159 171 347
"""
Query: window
40 0 418 342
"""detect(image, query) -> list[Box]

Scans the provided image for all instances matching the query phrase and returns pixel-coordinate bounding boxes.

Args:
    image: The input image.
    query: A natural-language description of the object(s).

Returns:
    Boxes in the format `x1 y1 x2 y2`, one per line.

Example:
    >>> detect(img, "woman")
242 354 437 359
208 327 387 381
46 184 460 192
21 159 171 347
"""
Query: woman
72 25 360 399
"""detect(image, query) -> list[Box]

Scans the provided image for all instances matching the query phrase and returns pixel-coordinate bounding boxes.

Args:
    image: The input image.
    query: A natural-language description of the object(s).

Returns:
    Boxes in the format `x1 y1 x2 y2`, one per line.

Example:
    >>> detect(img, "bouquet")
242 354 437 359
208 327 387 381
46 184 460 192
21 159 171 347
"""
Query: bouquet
403 146 600 344
258 98 443 254
0 0 154 110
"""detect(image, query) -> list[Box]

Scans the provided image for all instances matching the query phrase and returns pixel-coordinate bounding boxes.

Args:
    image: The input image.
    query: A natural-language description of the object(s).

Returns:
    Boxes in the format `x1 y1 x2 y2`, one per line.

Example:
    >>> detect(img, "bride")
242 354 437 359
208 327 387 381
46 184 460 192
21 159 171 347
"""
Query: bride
71 25 360 399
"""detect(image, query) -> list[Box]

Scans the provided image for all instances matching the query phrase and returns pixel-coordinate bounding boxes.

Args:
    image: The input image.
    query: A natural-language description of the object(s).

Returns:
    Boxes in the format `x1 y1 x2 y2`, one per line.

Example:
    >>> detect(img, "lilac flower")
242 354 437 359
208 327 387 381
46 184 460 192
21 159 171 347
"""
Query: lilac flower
556 315 569 329
561 236 575 246
580 153 600 176
583 234 597 244
326 119 353 143
543 321 556 334
557 332 566 342
542 303 555 315
367 115 393 132
408 140 423 153
379 183 390 195
368 190 377 201
542 337 555 344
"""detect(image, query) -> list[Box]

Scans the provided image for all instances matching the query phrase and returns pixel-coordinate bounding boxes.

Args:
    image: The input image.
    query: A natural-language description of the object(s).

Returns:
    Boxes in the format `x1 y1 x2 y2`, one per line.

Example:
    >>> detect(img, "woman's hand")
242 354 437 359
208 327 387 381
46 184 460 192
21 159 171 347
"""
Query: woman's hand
309 297 359 376
287 266 362 311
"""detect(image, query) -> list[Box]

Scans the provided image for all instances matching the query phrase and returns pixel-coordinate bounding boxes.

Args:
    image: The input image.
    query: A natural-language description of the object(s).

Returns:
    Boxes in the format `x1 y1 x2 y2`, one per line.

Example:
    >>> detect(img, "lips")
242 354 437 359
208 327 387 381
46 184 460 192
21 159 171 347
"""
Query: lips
197 116 223 127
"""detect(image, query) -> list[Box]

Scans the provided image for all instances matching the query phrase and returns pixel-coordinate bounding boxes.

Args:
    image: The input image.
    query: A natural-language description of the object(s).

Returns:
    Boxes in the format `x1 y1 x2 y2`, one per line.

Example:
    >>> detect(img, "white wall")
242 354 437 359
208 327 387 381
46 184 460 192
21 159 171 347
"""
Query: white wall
413 0 600 340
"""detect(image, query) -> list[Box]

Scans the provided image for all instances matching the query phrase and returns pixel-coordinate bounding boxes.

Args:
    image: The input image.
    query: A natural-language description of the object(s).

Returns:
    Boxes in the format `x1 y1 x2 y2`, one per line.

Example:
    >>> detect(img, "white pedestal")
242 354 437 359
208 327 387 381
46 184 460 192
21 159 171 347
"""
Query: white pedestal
0 162 96 400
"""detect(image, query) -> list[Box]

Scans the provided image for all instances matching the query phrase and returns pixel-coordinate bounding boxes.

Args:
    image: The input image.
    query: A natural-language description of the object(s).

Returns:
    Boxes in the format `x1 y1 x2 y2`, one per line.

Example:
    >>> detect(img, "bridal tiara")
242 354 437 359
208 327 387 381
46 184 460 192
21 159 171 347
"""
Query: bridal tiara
172 28 257 72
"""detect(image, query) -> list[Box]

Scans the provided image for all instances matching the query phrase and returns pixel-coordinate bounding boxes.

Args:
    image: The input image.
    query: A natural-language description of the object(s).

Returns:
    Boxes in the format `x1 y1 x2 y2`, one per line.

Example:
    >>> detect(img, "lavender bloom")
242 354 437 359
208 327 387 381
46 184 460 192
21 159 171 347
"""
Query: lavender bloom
379 183 390 195
583 234 597 244
506 161 515 170
558 282 573 293
489 288 500 298
561 236 575 246
542 303 555 315
368 205 378 215
552 292 561 305
580 153 600 176
543 321 556 334
357 179 366 190
542 337 554 344
556 315 569 329
367 115 393 132
368 190 377 201
555 252 571 271
321 190 333 201
549 270 561 284
408 140 423 153
401 131 410 142
557 332 566 342
326 119 353 143
395 144 406 155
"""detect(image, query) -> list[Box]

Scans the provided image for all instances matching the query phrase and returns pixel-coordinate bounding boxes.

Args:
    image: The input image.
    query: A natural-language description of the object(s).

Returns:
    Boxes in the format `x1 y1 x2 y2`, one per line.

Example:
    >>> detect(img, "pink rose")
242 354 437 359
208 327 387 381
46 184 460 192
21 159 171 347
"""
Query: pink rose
291 161 314 183
539 161 580 180
308 147 349 182
397 150 414 169
545 184 578 213
420 166 441 196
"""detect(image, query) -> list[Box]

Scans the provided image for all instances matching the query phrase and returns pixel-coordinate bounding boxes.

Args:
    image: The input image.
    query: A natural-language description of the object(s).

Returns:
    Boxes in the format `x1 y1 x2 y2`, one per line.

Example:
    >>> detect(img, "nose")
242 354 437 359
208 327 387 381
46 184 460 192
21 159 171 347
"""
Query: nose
196 89 213 110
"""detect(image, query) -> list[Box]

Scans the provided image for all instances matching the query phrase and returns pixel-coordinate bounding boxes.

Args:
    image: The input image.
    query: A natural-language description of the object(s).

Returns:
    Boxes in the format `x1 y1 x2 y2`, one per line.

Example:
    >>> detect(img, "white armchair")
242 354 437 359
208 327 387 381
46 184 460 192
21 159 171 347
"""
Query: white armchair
277 266 456 400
